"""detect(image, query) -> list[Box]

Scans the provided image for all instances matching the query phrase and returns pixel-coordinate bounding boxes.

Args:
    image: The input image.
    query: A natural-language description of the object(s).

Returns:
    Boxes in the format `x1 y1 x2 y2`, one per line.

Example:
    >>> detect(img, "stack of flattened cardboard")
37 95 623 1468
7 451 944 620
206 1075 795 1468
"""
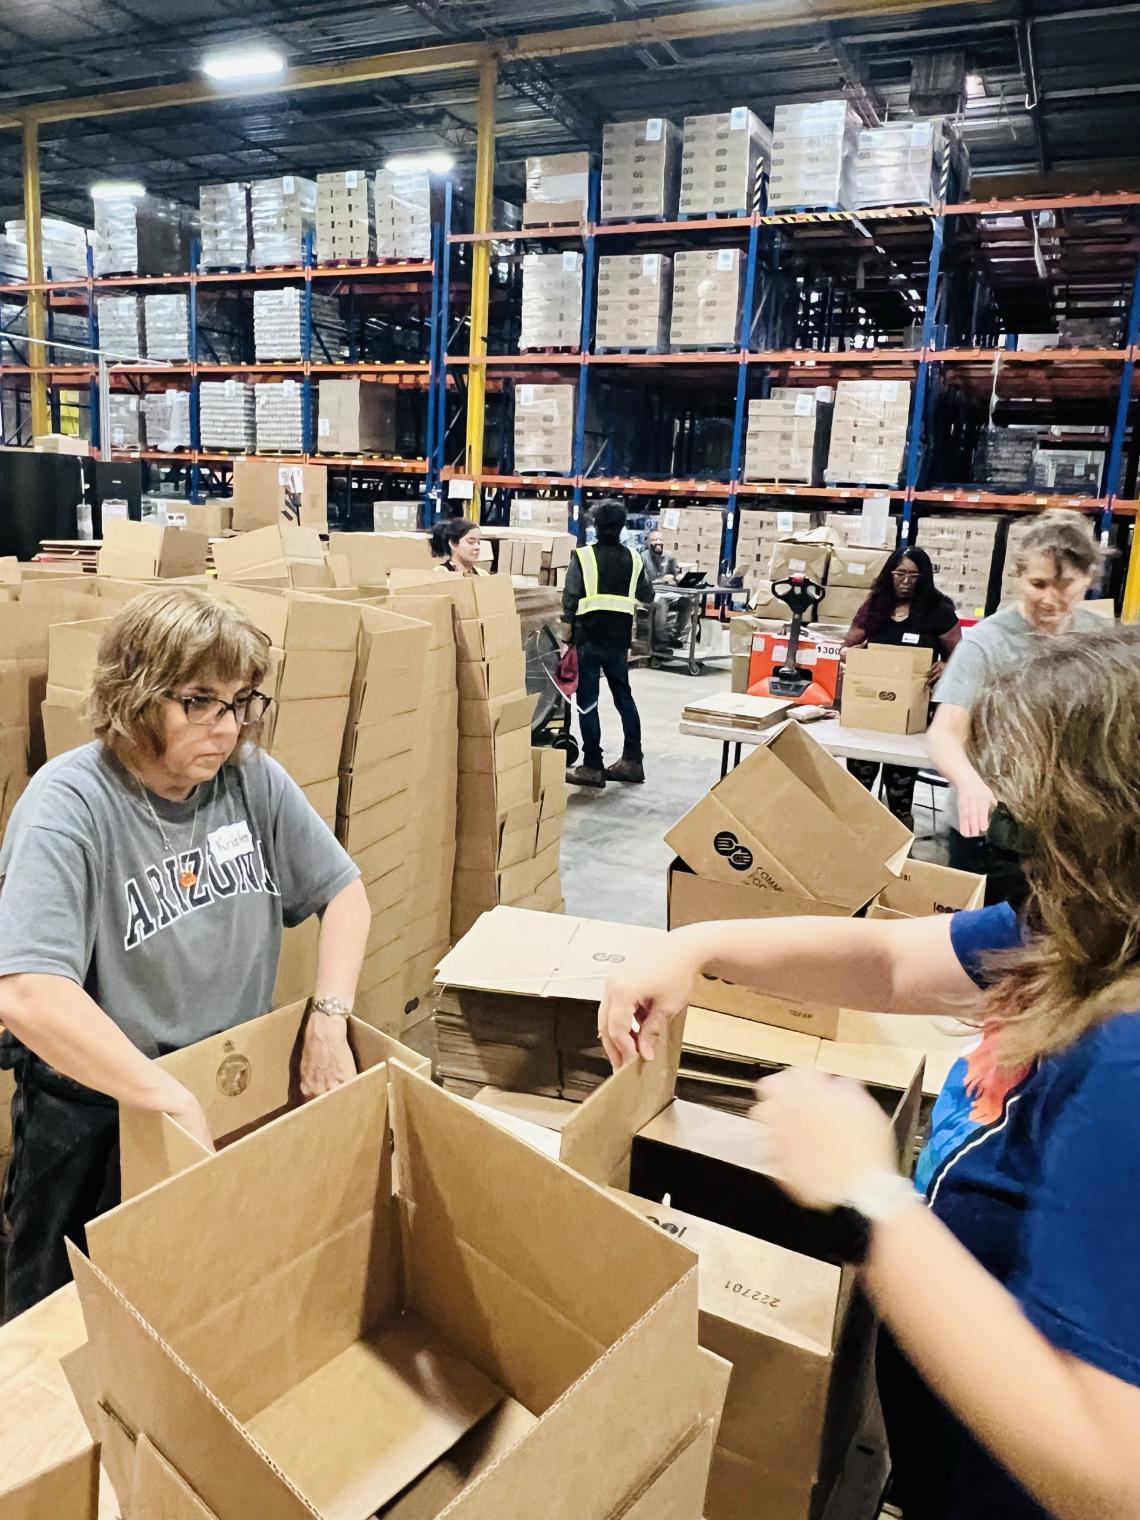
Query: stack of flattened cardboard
529 747 567 914
66 1058 726 1520
480 526 575 586
337 602 433 1035
433 906 665 1100
43 616 106 759
665 722 913 1037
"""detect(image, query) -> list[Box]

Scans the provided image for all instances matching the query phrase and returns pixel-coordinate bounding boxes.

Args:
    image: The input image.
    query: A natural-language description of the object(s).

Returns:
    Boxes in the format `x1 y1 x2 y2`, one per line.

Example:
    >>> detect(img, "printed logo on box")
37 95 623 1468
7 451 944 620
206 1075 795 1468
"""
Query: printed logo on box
216 1044 252 1098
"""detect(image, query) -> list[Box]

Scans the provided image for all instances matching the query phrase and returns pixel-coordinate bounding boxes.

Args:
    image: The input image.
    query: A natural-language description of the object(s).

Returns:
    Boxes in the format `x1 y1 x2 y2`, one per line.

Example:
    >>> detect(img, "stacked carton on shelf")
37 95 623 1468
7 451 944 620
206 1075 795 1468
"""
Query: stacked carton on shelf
820 543 889 623
670 248 742 348
523 152 590 226
374 168 432 260
595 253 672 351
250 175 317 268
735 507 819 612
854 119 943 209
657 505 724 579
317 377 397 455
107 393 141 450
601 117 682 221
509 496 570 531
96 294 142 360
825 378 912 487
917 514 1002 619
141 390 192 451
254 379 305 453
680 107 772 217
199 379 256 451
513 382 575 473
142 293 191 361
253 286 346 360
230 457 329 533
93 192 194 276
520 252 584 350
316 170 374 263
768 99 860 213
198 182 250 270
744 392 831 485
371 499 419 532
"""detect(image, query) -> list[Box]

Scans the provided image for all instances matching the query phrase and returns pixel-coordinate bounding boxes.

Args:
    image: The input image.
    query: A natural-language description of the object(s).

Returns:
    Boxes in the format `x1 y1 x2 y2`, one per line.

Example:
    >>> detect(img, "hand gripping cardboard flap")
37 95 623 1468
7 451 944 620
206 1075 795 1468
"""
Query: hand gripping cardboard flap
118 1001 429 1200
69 1062 711 1520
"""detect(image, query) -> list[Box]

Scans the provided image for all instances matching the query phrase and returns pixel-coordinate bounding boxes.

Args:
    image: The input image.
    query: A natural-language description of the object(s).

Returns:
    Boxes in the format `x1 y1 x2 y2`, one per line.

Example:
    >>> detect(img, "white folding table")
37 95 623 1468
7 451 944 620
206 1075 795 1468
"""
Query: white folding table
679 714 933 780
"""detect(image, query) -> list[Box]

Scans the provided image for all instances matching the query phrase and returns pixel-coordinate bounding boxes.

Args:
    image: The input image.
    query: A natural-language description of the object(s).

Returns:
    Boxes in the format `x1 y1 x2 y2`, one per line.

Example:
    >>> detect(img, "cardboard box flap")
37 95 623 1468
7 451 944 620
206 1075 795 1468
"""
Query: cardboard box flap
131 1436 223 1519
220 585 361 652
874 857 984 916
547 918 666 1003
379 1401 539 1520
683 1006 822 1067
434 907 579 997
844 643 932 678
611 1419 718 1520
559 1016 686 1188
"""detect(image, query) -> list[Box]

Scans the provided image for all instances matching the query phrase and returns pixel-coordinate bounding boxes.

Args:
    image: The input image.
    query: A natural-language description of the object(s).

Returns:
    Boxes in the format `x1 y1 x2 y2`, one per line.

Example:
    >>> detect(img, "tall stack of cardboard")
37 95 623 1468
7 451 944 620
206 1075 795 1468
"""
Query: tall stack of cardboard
93 193 193 276
656 505 724 578
374 167 432 260
141 389 192 451
317 377 396 454
523 152 590 226
253 286 346 360
744 393 831 484
916 513 1001 619
315 169 374 262
530 746 567 911
250 175 318 268
513 382 575 472
198 182 250 270
254 379 305 453
96 295 142 360
142 293 190 361
520 252 584 349
679 107 772 216
337 602 432 1034
42 615 104 758
601 117 682 221
595 253 672 351
670 248 742 347
199 379 255 450
768 99 860 212
825 378 912 486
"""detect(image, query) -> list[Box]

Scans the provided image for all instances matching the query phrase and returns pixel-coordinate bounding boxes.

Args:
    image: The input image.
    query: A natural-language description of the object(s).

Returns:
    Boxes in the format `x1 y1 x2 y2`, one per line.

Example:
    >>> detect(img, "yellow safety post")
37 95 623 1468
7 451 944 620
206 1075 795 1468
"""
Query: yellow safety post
22 116 50 440
1123 523 1140 623
463 56 496 521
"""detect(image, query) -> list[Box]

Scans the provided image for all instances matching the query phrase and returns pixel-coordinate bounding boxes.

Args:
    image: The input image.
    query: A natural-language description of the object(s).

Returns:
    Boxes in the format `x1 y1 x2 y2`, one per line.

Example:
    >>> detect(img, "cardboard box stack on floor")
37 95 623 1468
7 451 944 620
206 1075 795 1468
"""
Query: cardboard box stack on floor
918 513 1003 619
43 615 106 759
680 107 772 217
819 541 889 624
735 508 820 615
595 253 673 351
316 169 374 263
670 248 743 348
523 150 590 226
601 117 682 222
520 251 584 349
513 381 575 473
657 504 724 579
825 378 913 487
665 723 914 1037
67 1058 724 1520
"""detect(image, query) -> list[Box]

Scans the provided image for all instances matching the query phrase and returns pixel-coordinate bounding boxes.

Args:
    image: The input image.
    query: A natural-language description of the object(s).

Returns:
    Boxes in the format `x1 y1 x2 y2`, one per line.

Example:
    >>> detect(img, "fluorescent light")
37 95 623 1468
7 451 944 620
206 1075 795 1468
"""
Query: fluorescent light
202 46 285 82
91 181 146 199
384 151 455 175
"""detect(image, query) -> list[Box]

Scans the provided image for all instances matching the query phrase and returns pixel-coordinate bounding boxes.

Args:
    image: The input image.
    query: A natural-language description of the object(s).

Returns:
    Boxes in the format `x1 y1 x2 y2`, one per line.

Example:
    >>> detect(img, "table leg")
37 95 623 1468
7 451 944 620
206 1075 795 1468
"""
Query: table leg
720 742 731 780
733 742 742 770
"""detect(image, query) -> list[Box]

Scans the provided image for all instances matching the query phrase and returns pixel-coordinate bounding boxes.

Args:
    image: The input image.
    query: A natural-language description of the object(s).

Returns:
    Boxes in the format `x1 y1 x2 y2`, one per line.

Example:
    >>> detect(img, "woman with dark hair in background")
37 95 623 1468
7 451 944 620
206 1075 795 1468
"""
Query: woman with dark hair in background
430 518 485 575
843 545 962 828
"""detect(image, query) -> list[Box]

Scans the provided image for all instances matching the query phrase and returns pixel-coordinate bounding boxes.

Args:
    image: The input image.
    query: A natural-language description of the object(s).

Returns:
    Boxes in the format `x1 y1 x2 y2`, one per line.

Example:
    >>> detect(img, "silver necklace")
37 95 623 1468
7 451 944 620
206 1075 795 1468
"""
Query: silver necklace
136 775 215 888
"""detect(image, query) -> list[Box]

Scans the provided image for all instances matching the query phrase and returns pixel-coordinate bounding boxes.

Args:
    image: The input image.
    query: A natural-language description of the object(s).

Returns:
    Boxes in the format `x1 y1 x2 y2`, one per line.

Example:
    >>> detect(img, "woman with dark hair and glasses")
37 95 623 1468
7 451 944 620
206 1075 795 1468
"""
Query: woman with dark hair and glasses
0 587 370 1318
842 545 962 828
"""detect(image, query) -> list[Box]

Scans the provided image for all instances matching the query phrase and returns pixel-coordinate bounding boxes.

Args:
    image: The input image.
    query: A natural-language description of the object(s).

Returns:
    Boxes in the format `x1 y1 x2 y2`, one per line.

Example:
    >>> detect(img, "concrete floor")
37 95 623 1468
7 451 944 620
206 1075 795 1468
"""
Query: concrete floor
560 623 950 928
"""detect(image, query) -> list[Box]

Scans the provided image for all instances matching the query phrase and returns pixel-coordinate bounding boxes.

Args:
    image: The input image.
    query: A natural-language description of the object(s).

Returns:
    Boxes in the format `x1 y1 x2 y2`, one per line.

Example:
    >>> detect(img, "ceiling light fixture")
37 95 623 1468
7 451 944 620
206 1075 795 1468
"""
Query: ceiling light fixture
202 46 286 82
384 151 455 175
90 181 146 199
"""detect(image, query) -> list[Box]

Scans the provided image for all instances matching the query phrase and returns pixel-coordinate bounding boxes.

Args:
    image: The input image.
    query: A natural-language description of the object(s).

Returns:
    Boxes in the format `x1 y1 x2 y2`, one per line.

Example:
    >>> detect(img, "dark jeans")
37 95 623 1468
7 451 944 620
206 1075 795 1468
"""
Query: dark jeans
847 758 917 823
576 640 642 771
948 829 1029 910
1 1045 119 1322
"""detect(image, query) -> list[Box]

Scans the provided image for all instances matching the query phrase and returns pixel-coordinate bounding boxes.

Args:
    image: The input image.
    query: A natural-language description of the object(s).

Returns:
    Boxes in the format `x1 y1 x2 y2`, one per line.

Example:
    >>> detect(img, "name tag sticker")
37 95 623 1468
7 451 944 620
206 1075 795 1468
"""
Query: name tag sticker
209 821 254 864
902 632 920 644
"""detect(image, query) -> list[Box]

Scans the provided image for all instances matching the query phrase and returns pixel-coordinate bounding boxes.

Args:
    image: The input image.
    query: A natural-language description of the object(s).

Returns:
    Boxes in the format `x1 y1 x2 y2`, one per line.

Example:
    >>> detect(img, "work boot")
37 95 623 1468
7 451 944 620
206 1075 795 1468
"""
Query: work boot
567 765 606 789
604 757 645 784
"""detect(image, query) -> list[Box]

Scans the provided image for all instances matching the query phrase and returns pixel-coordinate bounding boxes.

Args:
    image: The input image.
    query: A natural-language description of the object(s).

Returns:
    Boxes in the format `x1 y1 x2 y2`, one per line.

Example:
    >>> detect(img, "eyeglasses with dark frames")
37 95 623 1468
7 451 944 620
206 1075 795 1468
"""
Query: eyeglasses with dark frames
167 690 274 727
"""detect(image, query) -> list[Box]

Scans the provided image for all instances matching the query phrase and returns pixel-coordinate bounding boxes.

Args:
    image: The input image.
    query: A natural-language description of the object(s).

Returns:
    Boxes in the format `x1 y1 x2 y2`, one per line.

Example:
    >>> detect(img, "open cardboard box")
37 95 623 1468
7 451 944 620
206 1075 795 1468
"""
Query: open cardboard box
328 531 432 584
665 722 911 912
840 644 932 736
867 857 984 919
70 1061 724 1520
119 1001 427 1200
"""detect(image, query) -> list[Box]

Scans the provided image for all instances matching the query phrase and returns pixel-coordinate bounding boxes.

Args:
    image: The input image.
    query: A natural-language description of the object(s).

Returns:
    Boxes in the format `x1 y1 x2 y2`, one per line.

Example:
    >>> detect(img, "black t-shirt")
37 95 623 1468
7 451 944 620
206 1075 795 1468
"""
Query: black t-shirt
855 594 959 655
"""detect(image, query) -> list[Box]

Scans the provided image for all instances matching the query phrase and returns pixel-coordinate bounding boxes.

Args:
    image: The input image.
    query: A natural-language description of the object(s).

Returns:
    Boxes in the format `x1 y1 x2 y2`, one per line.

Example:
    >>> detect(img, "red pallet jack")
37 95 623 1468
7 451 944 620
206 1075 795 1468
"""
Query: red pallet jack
748 574 834 706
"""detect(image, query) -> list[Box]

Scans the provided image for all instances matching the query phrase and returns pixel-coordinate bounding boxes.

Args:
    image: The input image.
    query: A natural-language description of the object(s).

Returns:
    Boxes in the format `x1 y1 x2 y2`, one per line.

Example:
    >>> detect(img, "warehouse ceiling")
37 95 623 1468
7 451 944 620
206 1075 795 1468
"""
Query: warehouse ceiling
0 0 1139 226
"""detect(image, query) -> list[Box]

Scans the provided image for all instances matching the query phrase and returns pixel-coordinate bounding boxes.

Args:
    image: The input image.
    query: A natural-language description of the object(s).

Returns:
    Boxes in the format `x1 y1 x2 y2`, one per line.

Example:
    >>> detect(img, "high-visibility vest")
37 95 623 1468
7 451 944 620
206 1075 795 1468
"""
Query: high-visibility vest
574 544 640 616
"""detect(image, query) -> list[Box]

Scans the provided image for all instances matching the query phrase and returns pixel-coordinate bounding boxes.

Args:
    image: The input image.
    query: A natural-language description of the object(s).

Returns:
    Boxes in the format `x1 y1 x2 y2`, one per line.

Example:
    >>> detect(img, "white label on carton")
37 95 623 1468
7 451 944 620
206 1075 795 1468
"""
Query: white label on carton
815 385 833 402
282 379 297 397
280 466 303 491
345 171 358 188
165 510 187 528
562 251 580 273
777 511 795 534
209 821 254 865
519 385 536 406
789 557 806 572
794 393 813 416
716 250 735 271
450 478 475 500
394 503 411 521
662 508 681 529
642 253 659 278
318 416 331 436
646 118 663 142
902 632 920 644
282 175 295 194
730 107 748 130
517 500 533 519
882 381 900 401
224 379 237 396
102 499 129 522
846 560 867 575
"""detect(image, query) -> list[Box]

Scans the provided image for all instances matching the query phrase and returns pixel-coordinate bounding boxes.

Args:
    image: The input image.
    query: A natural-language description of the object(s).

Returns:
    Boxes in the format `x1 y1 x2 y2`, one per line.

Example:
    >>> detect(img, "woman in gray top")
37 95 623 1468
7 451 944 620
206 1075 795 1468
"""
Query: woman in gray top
929 510 1107 898
0 586 371 1317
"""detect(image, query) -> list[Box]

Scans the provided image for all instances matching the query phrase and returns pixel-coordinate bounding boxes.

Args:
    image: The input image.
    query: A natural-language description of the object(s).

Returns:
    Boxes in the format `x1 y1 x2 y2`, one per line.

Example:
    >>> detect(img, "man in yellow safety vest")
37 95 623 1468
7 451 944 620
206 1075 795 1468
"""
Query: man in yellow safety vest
561 498 655 789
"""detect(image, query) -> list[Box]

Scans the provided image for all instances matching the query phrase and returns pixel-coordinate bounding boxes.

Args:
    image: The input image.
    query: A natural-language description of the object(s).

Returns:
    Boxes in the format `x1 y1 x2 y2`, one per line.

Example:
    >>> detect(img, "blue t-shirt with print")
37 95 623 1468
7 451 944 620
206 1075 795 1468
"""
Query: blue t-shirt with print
879 903 1140 1519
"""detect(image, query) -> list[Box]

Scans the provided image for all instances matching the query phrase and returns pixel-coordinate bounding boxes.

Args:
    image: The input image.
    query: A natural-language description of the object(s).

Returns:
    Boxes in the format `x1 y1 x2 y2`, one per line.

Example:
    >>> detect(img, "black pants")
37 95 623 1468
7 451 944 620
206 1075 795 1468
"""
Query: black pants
576 640 642 772
847 758 918 824
947 829 1029 910
1 1047 119 1322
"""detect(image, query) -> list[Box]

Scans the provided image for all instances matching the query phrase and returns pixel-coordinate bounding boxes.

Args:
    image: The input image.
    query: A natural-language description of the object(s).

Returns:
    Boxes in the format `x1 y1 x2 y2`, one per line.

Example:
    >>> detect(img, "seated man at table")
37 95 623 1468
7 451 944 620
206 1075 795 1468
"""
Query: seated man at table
642 529 692 651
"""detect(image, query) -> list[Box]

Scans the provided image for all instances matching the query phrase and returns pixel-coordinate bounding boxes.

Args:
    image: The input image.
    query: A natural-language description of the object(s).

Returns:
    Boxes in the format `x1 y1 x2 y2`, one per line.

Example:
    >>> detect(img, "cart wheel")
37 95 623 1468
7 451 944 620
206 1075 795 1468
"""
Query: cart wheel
688 660 703 677
649 655 663 670
552 733 580 765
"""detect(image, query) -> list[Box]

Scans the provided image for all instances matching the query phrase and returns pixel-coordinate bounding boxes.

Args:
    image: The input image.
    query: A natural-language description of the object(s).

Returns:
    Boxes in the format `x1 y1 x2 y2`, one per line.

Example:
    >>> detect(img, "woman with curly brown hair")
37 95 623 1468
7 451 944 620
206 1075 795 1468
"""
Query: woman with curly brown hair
0 586 371 1319
601 625 1140 1519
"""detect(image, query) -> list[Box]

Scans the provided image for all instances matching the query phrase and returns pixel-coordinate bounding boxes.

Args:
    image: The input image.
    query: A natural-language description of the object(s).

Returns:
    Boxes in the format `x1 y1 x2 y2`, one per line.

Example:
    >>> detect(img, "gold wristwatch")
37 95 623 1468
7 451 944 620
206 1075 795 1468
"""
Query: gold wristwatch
310 996 352 1020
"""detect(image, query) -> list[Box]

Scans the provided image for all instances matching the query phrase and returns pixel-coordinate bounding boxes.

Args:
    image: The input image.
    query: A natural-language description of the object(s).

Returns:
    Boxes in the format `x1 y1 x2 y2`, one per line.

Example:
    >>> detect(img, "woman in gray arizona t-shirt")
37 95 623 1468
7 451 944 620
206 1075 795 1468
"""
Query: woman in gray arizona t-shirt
929 510 1106 900
0 586 369 1317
